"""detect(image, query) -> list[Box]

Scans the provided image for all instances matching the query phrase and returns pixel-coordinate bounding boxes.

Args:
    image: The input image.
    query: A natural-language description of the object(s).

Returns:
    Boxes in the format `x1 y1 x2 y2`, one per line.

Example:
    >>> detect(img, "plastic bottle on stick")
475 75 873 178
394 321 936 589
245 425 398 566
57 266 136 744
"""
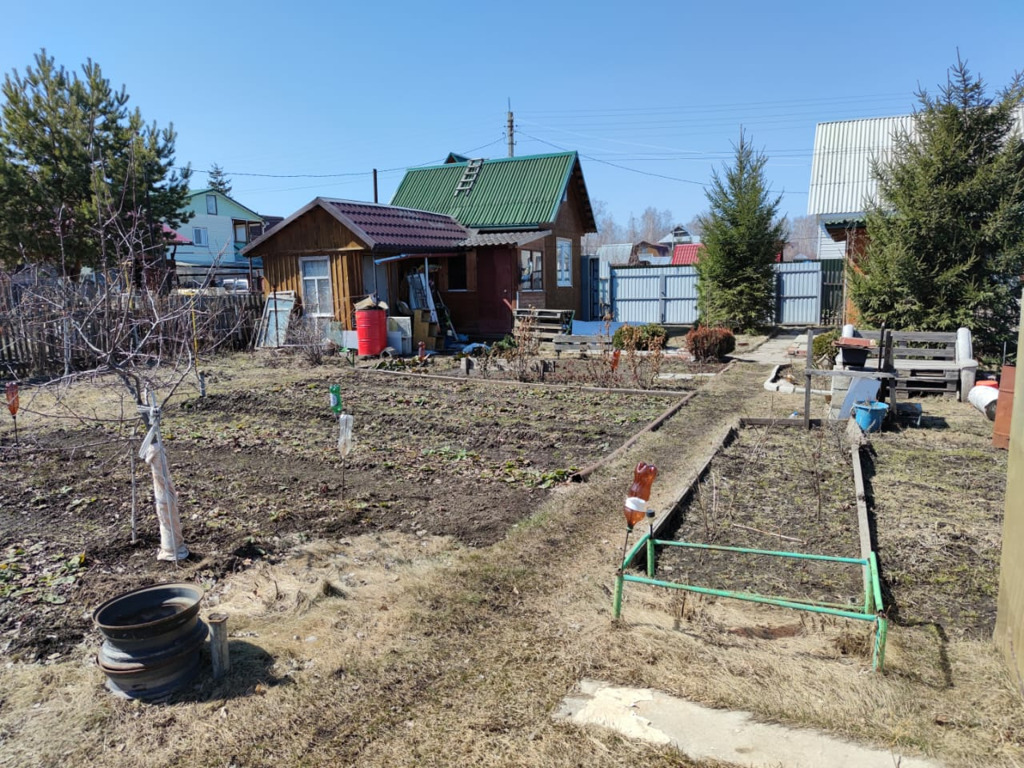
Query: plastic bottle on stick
623 462 657 529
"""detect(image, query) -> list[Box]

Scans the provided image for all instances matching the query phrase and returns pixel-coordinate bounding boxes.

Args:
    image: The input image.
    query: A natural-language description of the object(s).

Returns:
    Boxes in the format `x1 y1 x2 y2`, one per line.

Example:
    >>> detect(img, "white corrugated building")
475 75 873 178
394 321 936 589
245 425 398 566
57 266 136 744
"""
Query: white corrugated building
808 108 1024 260
807 115 913 260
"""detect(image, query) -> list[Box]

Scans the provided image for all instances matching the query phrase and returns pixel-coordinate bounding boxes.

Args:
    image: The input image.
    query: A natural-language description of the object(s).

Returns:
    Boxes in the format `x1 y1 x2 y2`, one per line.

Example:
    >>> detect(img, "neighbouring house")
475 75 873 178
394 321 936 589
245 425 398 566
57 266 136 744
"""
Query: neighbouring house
390 151 597 334
671 243 704 266
169 189 267 288
660 224 695 247
241 198 470 332
595 243 634 269
628 240 671 266
807 115 913 265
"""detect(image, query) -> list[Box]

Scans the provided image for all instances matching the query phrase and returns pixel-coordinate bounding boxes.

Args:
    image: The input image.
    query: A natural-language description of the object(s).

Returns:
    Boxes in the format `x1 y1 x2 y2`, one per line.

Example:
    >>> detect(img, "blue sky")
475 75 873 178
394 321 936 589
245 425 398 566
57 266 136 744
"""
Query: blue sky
2 0 1022 240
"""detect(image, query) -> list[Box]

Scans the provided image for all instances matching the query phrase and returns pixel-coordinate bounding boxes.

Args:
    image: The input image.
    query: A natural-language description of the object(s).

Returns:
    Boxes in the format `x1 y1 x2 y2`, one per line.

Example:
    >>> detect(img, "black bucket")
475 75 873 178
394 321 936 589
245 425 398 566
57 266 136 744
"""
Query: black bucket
93 583 208 701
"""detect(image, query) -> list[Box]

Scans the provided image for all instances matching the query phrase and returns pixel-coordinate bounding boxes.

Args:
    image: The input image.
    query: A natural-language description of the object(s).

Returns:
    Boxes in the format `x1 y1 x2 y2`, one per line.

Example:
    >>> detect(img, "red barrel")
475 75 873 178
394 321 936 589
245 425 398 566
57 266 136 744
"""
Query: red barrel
356 309 387 356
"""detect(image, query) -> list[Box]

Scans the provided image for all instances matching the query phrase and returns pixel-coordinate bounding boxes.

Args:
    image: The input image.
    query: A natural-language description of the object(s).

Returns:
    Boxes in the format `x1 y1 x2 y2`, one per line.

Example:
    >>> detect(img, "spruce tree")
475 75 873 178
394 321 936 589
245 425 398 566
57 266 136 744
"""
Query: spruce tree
850 57 1024 355
0 49 191 274
207 163 232 196
696 130 786 331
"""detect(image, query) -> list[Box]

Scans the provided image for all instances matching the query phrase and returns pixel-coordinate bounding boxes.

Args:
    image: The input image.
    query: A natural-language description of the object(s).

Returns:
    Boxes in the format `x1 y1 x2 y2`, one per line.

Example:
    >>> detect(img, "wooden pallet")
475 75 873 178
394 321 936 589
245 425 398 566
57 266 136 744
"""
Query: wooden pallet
513 308 574 349
552 334 611 357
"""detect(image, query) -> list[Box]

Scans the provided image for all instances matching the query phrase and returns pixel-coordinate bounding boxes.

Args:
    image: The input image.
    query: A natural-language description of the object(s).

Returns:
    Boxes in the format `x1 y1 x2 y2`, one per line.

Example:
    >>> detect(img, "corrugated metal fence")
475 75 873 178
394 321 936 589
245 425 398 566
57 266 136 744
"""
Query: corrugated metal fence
774 262 822 325
609 262 826 326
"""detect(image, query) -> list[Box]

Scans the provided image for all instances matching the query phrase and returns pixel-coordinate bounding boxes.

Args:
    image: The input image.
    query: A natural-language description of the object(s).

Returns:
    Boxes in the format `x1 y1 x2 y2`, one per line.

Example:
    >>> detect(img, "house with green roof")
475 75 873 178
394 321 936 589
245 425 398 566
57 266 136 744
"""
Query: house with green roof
391 151 596 335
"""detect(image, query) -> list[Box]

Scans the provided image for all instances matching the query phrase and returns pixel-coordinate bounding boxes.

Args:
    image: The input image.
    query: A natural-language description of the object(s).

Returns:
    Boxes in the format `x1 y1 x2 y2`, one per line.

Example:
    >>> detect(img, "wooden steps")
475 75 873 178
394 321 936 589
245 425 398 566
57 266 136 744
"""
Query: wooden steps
513 308 574 351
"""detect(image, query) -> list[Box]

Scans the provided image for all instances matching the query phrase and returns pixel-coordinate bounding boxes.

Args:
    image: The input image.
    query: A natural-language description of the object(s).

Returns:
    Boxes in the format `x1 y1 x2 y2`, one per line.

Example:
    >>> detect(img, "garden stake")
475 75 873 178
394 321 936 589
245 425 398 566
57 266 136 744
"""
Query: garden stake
129 440 138 544
619 527 634 572
6 382 19 445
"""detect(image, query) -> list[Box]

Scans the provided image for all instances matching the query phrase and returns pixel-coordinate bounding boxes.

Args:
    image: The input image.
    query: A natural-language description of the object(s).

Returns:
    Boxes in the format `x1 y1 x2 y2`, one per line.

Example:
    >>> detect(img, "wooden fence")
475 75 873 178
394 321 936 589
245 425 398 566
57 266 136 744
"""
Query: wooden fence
0 291 265 379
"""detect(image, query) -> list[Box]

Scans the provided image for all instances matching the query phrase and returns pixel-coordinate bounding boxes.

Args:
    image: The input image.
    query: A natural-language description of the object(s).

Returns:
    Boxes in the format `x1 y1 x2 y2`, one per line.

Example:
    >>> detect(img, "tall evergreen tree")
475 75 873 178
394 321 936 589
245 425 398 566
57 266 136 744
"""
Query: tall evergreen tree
207 163 232 196
696 130 786 330
850 57 1024 354
0 49 191 275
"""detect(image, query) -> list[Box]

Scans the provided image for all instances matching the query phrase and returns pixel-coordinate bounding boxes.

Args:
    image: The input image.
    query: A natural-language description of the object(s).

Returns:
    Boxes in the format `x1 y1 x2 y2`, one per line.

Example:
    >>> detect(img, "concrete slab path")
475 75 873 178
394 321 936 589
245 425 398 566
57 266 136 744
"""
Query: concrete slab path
730 329 810 367
555 680 941 768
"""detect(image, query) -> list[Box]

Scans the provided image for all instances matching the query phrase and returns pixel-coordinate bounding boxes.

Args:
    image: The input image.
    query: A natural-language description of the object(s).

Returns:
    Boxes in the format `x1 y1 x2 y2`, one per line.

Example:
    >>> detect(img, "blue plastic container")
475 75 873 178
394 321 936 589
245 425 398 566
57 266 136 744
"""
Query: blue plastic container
853 401 889 433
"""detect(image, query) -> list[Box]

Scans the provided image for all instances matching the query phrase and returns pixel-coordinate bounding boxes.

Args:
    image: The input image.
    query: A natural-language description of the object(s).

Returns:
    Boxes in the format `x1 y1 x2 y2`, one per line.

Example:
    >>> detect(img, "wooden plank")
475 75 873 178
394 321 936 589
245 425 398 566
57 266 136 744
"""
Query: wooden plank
808 368 896 379
850 443 874 605
740 417 824 427
858 330 957 343
891 359 959 371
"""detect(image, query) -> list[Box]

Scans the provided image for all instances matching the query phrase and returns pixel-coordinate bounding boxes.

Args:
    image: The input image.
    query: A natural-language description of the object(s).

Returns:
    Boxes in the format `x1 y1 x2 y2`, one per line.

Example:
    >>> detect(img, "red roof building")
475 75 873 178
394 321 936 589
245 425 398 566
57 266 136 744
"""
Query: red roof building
671 243 784 265
672 243 704 265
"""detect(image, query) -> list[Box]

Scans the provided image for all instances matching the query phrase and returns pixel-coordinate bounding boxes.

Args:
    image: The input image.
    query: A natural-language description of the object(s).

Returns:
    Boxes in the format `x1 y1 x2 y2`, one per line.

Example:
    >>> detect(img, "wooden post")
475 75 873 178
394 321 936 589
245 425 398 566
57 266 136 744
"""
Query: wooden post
805 329 815 430
209 612 230 679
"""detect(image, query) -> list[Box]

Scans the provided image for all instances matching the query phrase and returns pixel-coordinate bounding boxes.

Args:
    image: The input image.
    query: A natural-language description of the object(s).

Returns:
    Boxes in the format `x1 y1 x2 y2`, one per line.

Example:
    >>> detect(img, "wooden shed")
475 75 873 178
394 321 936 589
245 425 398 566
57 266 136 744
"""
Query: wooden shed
390 152 597 323
241 198 469 331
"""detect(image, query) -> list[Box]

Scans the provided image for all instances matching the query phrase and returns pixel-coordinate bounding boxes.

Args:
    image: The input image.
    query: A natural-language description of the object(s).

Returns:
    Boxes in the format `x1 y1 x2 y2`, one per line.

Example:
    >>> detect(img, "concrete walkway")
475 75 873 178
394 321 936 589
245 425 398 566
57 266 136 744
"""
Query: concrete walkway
556 680 940 768
730 329 810 366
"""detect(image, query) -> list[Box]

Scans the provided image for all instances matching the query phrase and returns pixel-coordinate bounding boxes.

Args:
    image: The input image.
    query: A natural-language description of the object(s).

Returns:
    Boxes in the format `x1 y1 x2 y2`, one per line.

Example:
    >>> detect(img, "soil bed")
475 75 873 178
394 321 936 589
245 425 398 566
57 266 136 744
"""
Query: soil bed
0 356 677 660
656 422 864 606
390 351 727 391
867 397 1006 639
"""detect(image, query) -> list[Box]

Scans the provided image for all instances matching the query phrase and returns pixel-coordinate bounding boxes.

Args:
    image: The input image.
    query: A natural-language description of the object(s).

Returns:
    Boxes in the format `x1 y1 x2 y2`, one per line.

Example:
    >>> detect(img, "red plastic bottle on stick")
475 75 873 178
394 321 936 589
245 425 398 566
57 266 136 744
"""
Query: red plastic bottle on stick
623 462 658 529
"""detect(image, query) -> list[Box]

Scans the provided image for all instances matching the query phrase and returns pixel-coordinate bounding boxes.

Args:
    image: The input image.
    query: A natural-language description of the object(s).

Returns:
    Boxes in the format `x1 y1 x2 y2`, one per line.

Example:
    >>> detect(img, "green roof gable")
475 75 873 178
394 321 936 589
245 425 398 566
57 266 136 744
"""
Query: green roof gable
390 152 595 232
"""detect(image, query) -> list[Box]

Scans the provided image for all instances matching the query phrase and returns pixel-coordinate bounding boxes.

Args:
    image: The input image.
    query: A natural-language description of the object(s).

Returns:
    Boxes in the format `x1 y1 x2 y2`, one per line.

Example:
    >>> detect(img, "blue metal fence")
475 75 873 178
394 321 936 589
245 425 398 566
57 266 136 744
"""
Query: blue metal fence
606 261 825 326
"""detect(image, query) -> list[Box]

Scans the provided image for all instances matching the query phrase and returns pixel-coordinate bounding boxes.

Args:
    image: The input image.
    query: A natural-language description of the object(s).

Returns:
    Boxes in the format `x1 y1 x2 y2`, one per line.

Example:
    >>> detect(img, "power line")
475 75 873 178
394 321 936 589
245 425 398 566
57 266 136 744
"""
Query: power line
183 135 508 184
518 132 709 187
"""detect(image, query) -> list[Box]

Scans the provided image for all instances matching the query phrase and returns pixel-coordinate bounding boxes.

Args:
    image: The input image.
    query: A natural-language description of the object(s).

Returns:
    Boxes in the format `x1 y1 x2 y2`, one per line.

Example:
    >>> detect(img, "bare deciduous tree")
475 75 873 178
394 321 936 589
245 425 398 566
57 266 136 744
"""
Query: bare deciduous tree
783 215 819 261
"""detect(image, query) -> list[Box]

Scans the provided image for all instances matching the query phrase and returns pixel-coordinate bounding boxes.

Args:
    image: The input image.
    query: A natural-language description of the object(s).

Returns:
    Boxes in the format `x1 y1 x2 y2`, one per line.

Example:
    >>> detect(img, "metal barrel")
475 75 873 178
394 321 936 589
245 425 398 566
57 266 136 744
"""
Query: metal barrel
93 583 208 701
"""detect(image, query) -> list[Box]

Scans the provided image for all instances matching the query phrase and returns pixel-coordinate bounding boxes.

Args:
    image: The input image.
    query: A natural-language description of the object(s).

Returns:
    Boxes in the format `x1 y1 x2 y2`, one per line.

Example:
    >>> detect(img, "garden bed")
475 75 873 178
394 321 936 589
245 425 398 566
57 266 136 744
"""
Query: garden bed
655 422 863 606
0 355 681 660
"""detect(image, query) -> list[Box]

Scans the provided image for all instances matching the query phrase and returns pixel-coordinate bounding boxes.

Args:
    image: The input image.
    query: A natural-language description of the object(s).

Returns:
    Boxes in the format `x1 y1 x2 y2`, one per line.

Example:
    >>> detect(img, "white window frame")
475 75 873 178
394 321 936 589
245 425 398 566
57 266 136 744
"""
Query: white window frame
192 227 209 247
233 221 249 244
206 194 218 215
299 256 333 318
557 238 572 287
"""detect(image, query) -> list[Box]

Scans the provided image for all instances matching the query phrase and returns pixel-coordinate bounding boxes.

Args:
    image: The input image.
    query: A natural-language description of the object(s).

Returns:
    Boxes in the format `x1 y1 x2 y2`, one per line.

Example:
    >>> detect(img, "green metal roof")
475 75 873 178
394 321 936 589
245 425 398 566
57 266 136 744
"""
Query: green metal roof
390 152 594 231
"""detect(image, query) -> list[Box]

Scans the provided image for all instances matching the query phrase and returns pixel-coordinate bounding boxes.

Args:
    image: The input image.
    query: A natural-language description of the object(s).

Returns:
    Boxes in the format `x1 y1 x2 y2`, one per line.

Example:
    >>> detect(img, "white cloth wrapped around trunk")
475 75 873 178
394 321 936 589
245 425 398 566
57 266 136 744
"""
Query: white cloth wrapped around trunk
139 399 188 562
143 439 188 561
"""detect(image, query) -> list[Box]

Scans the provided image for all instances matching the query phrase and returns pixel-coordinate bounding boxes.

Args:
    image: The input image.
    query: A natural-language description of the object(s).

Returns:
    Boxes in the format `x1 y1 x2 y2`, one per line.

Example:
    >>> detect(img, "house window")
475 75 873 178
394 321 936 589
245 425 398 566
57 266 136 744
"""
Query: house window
233 222 249 244
519 249 543 290
447 254 467 291
192 227 209 247
557 238 572 287
300 257 333 317
206 194 218 215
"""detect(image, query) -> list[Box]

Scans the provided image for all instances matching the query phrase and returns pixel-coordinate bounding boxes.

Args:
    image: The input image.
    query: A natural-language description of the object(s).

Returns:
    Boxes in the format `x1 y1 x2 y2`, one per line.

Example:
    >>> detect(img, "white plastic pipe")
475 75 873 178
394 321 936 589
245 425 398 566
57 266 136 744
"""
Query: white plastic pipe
968 384 998 421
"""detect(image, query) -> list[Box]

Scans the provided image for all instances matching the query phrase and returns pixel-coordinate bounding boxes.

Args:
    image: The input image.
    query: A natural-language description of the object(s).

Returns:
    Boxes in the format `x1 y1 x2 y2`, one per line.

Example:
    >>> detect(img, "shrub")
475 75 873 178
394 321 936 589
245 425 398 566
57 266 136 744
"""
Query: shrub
685 326 736 362
612 323 668 350
812 329 840 367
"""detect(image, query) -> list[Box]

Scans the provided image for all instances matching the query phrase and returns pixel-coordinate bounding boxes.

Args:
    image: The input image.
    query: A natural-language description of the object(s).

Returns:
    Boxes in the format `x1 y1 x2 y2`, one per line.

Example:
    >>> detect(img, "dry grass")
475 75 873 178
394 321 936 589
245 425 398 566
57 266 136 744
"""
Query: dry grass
0 364 1021 767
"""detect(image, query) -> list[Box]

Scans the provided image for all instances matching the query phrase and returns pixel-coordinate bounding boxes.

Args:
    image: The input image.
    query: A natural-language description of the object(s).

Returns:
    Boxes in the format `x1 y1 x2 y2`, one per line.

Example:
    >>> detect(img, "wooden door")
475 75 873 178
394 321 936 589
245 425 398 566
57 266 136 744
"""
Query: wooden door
477 247 515 335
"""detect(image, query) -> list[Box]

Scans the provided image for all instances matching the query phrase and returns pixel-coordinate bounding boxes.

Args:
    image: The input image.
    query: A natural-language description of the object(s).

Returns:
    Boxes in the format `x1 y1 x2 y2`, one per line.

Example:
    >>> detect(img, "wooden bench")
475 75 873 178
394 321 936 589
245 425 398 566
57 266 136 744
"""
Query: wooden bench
854 329 977 401
552 334 612 357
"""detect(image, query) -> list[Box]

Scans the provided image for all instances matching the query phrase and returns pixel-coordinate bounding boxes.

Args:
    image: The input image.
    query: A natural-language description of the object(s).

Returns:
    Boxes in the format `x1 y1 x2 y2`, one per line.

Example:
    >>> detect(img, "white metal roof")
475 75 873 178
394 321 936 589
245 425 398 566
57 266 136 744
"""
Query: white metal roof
808 108 1024 219
807 115 912 218
595 243 634 265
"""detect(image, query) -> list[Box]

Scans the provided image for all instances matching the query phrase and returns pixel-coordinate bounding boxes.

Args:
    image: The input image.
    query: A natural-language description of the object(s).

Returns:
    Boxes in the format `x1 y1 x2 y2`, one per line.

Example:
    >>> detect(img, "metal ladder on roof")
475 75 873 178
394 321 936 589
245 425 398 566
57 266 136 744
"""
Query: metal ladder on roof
454 158 483 196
